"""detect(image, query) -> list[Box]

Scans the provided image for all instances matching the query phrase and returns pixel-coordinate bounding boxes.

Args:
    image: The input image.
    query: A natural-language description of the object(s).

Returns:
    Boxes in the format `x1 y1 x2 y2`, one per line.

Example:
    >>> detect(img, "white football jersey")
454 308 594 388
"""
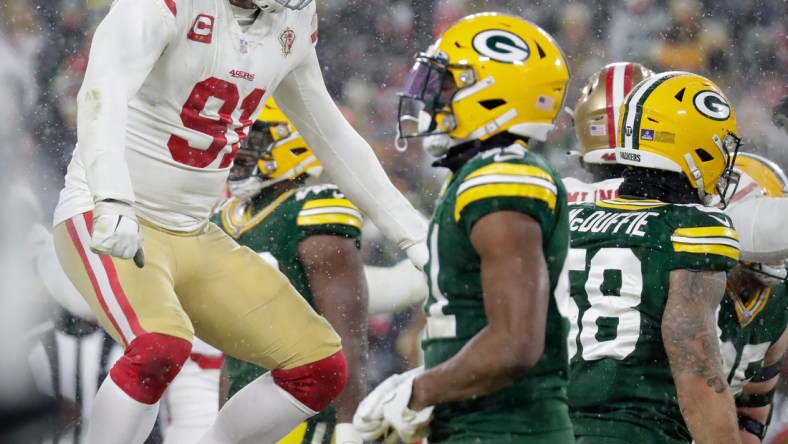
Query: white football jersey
563 176 622 204
55 0 319 231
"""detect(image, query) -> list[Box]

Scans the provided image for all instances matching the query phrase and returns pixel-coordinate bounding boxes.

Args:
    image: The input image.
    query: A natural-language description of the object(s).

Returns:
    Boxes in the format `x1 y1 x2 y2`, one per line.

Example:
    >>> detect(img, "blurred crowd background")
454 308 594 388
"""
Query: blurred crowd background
0 0 786 440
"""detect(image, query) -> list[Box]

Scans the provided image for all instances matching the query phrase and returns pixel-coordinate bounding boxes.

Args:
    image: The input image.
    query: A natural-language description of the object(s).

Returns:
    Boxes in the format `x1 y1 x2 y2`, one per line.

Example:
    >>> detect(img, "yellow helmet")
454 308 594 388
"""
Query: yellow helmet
574 62 654 165
616 71 741 206
228 97 322 199
730 152 788 201
397 12 570 156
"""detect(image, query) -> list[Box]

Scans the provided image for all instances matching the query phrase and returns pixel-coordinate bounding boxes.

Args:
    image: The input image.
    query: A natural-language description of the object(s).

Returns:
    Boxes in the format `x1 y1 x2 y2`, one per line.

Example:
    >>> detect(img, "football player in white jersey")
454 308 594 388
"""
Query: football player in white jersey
49 0 428 443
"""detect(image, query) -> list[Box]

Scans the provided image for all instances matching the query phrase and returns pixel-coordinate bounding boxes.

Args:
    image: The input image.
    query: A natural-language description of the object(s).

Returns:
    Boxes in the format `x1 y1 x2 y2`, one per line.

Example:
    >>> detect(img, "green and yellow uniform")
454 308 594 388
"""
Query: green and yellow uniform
719 282 788 395
213 183 362 444
422 143 573 443
567 197 739 443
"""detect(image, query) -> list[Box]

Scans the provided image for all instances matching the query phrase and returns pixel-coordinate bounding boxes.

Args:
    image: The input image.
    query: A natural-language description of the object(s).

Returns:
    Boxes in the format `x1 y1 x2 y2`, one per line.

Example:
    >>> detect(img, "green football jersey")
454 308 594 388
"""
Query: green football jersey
212 183 362 444
719 282 788 395
422 143 573 442
567 197 739 443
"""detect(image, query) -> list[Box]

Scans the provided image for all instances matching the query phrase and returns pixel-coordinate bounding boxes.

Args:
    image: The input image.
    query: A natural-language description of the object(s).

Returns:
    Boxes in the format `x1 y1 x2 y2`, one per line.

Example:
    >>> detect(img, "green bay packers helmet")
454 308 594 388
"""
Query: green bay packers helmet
397 12 570 156
228 97 322 199
617 71 741 206
574 62 654 164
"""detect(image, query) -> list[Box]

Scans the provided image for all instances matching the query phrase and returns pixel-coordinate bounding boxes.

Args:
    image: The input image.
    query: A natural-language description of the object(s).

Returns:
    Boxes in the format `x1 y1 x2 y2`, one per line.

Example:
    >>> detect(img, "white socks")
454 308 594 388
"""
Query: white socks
86 377 160 444
195 372 316 444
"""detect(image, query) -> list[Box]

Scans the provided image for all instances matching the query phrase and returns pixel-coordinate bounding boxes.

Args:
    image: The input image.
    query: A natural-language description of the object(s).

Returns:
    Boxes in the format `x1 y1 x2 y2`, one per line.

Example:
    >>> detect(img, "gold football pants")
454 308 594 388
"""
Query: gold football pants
53 213 341 370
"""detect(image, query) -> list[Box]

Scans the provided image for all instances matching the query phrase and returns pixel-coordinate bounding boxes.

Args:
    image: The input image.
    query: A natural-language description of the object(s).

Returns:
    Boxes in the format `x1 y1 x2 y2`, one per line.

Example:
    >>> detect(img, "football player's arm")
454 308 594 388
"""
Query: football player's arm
725 198 788 263
273 51 428 258
297 234 369 424
78 0 172 204
663 269 741 444
364 260 428 314
737 327 788 444
408 211 548 410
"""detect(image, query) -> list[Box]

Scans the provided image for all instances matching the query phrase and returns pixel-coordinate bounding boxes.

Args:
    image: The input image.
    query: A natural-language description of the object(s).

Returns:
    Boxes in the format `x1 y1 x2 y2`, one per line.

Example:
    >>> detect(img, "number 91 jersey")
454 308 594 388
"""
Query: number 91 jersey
566 197 739 443
54 0 318 232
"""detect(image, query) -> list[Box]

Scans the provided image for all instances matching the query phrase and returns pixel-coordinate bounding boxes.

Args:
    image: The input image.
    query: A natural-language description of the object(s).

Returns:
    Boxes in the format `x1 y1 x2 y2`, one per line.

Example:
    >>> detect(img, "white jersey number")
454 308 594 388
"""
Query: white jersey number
568 247 643 361
720 340 771 395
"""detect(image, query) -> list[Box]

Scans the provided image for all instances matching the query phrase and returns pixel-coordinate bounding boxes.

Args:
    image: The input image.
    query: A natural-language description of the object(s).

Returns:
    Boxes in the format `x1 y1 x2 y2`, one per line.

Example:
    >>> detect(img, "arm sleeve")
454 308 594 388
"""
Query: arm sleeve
365 260 428 315
77 0 174 204
725 197 788 263
272 50 428 250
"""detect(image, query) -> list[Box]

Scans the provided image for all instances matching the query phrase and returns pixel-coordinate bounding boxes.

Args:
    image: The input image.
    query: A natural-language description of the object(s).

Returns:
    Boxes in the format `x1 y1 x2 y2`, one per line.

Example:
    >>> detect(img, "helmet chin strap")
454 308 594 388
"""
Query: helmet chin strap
683 153 710 204
420 109 520 158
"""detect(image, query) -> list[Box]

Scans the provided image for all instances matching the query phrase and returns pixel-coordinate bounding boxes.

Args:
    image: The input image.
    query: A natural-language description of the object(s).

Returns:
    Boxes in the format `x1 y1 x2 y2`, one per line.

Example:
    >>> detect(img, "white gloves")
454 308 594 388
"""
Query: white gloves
334 423 363 444
90 200 145 268
404 241 428 272
353 366 433 443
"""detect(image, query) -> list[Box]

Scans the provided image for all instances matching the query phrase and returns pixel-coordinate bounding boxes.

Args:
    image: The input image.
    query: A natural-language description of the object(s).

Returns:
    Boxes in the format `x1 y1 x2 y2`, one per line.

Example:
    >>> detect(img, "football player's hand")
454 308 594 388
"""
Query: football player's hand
354 367 420 441
90 200 145 268
404 241 428 272
333 423 363 444
380 368 433 443
353 366 429 442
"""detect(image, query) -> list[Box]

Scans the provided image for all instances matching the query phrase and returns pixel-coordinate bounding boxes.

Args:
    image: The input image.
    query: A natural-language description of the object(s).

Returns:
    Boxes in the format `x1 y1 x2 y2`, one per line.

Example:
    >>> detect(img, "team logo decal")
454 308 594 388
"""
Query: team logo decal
472 29 529 63
693 91 730 121
279 27 296 57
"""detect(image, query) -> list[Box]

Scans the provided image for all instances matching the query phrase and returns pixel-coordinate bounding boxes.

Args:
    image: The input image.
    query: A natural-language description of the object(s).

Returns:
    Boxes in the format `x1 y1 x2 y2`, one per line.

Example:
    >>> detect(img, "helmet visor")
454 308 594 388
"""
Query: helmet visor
398 55 458 138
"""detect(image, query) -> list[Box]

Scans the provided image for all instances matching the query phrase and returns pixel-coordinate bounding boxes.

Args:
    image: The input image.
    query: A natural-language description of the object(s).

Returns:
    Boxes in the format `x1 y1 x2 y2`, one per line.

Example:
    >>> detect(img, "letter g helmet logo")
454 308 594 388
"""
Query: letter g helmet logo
472 29 530 63
693 91 731 121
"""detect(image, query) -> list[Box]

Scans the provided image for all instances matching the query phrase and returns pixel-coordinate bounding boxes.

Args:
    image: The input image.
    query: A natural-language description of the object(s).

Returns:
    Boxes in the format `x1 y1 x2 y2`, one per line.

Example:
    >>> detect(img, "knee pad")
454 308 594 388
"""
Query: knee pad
110 333 192 404
271 350 347 412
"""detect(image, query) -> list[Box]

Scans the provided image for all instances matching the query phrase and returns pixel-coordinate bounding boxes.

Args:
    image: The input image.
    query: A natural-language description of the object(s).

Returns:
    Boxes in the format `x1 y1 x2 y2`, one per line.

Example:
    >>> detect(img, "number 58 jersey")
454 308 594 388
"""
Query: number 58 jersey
54 0 319 232
566 197 739 443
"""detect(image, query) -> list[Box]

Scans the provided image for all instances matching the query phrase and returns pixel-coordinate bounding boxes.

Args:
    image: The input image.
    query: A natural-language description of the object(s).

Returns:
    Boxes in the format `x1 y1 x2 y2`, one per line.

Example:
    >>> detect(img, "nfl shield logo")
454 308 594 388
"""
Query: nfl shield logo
240 37 249 54
279 27 296 57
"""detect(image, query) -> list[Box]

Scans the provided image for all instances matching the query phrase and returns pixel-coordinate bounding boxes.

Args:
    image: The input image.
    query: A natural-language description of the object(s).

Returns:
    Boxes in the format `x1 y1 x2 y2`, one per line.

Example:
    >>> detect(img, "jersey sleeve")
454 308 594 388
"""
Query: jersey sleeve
273 50 428 250
295 190 363 241
78 0 175 204
455 162 559 235
669 210 739 271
